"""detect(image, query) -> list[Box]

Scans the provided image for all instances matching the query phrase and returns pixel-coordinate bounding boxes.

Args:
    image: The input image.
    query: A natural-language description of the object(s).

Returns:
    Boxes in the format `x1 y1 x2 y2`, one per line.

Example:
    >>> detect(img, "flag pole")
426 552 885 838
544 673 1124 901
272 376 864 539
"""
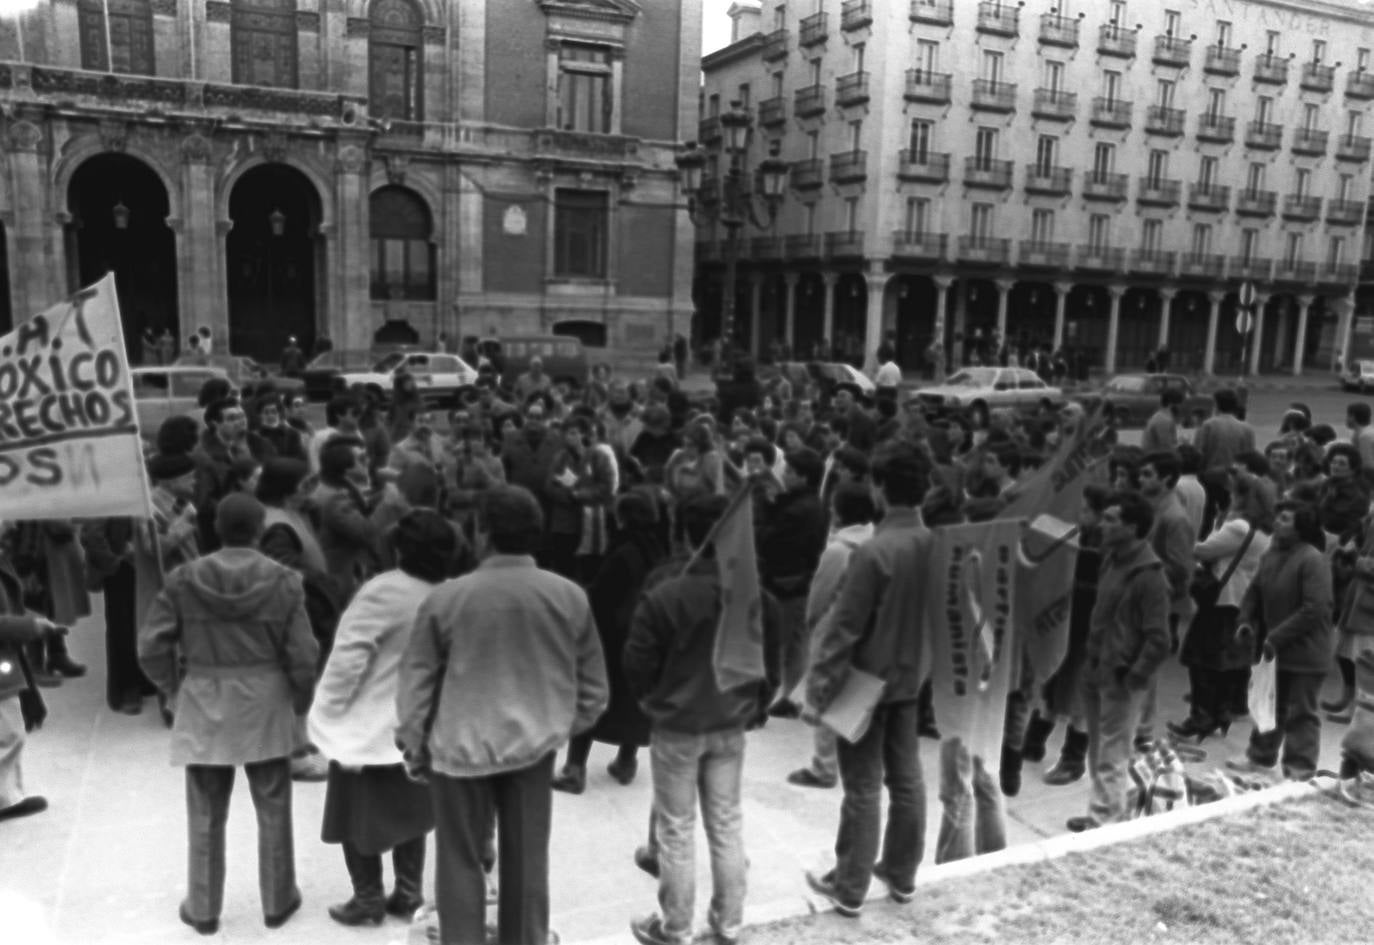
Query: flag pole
679 479 753 576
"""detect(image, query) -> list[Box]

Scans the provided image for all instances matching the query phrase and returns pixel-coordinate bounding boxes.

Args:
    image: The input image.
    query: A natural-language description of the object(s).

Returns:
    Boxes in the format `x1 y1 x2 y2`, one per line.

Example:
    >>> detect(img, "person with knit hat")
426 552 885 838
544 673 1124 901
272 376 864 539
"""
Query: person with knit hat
139 492 318 935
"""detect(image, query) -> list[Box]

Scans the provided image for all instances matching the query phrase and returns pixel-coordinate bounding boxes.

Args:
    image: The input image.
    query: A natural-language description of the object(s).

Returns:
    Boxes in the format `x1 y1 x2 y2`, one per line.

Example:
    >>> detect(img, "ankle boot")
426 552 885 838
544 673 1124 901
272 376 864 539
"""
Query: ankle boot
330 844 385 926
999 744 1024 797
1021 711 1056 764
1044 727 1088 786
387 836 426 917
46 634 86 678
551 764 586 794
26 642 61 688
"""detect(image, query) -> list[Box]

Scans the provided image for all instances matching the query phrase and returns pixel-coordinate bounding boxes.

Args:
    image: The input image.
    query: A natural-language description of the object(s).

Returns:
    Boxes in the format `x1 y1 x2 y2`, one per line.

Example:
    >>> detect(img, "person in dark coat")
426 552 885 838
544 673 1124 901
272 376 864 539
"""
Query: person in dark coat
80 518 148 714
552 492 665 794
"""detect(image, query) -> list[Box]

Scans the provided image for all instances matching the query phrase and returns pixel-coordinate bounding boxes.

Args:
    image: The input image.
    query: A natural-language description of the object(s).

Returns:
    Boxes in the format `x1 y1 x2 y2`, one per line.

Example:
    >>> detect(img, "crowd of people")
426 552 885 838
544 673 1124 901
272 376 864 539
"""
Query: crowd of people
2 346 1374 945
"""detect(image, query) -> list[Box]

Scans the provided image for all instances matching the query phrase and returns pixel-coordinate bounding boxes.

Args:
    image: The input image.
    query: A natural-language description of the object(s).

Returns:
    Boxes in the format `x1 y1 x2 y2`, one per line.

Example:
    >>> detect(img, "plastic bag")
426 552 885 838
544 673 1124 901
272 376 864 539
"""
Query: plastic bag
1249 653 1278 734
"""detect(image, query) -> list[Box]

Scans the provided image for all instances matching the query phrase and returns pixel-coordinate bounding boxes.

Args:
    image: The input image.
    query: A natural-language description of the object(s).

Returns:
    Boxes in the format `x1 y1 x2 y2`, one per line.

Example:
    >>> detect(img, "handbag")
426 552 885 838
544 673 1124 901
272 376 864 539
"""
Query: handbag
1189 524 1256 609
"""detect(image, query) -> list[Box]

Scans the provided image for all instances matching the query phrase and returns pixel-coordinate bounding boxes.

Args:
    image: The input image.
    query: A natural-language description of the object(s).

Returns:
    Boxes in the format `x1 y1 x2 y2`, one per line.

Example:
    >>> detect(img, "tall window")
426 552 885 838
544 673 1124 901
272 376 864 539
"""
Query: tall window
1109 2 1126 27
1313 39 1326 63
1035 135 1058 174
774 3 785 28
553 190 608 279
1142 219 1163 252
1347 110 1364 137
1031 209 1055 245
771 72 784 96
1256 96 1273 124
805 202 817 235
1103 70 1122 102
807 130 819 159
1296 167 1311 197
909 120 933 161
1088 214 1110 251
369 186 434 300
982 50 1003 82
1330 235 1347 265
904 198 930 237
849 120 862 151
916 40 939 78
844 197 859 233
1044 59 1064 92
1092 142 1115 179
737 83 751 107
369 0 422 121
1246 162 1265 192
1199 156 1218 188
1216 20 1231 47
970 203 994 242
708 94 721 116
1146 149 1168 185
231 0 298 88
79 0 154 74
1339 173 1354 201
974 127 998 168
1360 48 1371 72
809 59 821 84
852 43 865 72
1303 103 1320 132
1265 31 1279 55
558 44 613 133
1285 231 1304 264
1156 78 1175 108
1241 228 1259 262
1191 223 1212 256
1207 88 1226 117
1164 10 1181 36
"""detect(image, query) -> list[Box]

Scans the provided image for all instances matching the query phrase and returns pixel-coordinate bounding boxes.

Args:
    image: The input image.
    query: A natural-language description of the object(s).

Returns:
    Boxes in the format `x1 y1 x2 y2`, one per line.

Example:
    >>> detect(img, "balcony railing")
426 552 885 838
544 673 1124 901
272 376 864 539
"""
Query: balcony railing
1274 259 1317 283
784 234 823 259
1098 23 1136 58
758 96 786 127
1039 13 1079 47
1082 171 1129 201
1337 134 1372 163
909 0 953 26
1317 262 1359 285
1137 178 1182 206
1235 189 1277 217
958 236 1012 264
825 230 865 258
1024 164 1072 195
1131 249 1177 275
971 79 1017 112
794 84 826 118
1197 113 1236 143
1327 199 1365 226
761 28 789 61
790 158 824 190
798 11 828 46
1078 245 1127 271
1179 253 1226 278
748 236 784 260
841 0 873 31
964 157 1014 189
1231 257 1272 281
836 71 870 107
1032 88 1077 121
1347 71 1374 100
1301 61 1335 92
1245 120 1282 150
698 116 721 144
1019 240 1071 267
891 230 948 260
1146 105 1185 136
1091 97 1133 128
1282 194 1323 220
976 1 1019 36
1153 35 1192 67
905 69 952 104
1188 183 1231 211
897 150 951 182
829 150 868 183
1292 128 1329 155
1205 45 1242 76
1254 54 1289 85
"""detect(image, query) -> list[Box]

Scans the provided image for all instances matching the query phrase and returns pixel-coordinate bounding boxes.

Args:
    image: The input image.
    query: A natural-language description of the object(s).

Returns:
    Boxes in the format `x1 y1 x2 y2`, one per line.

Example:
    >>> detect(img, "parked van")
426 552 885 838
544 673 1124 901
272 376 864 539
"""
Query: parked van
465 335 589 389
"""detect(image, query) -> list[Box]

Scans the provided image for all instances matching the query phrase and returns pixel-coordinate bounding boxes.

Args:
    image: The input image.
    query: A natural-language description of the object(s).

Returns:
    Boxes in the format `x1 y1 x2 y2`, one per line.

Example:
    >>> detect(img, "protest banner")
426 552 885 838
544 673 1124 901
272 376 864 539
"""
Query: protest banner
709 484 766 691
0 274 152 520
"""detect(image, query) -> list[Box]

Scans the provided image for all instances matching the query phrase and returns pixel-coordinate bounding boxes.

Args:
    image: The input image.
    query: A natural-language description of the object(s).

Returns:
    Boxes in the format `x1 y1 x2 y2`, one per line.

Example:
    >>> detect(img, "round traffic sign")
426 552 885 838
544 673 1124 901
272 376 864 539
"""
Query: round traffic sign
1239 282 1256 307
1235 309 1253 334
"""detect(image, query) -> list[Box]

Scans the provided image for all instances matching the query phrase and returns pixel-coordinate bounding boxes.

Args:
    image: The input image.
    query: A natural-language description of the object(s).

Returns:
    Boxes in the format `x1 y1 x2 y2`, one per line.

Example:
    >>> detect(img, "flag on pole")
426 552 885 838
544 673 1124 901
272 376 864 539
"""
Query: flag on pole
0 274 152 521
705 484 767 692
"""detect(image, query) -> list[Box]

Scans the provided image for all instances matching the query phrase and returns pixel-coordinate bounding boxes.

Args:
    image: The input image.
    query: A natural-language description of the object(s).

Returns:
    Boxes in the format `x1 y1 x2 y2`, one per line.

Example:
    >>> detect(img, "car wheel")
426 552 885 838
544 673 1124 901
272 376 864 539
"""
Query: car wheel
969 401 989 429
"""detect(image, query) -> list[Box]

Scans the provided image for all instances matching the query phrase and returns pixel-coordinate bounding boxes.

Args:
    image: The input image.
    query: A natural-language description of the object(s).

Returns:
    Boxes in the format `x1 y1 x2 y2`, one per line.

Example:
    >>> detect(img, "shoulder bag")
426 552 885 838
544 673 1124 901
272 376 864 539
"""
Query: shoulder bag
1189 524 1256 610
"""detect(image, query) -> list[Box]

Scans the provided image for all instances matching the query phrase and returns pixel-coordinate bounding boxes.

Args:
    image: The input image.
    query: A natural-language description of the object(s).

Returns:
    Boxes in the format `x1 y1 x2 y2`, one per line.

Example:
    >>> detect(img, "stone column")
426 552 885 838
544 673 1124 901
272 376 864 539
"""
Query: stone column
1292 293 1315 376
1202 289 1223 375
1052 280 1071 352
1157 286 1176 350
933 274 953 381
1249 292 1271 376
4 120 52 320
334 140 371 352
1272 303 1291 367
1337 294 1356 372
821 272 837 354
1105 283 1126 374
177 131 223 343
995 277 1014 340
783 272 799 351
863 271 887 376
748 272 763 356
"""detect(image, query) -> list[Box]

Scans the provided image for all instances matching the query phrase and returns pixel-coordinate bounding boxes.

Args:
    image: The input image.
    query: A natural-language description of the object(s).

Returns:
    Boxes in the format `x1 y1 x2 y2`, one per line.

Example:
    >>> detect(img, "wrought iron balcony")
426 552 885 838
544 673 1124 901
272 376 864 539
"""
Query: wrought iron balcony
1317 262 1359 285
761 28 789 61
1039 13 1079 48
1301 61 1335 92
1146 105 1185 136
1326 199 1365 226
836 71 870 107
976 1 1019 37
1245 120 1282 150
958 236 1012 264
1292 128 1329 156
1337 134 1372 163
826 230 866 258
1032 88 1077 121
1024 164 1072 195
1179 253 1227 278
1137 178 1182 207
1282 194 1322 221
1019 240 1071 268
897 150 950 183
1188 183 1231 211
841 0 873 31
1082 171 1129 202
1197 114 1236 143
1347 71 1374 100
1274 259 1317 283
798 11 828 47
790 158 824 190
698 116 721 144
1231 257 1272 281
1153 35 1192 67
758 96 786 128
1254 54 1289 85
971 79 1017 113
905 69 952 104
1098 23 1136 58
1091 97 1133 128
1131 249 1176 275
1235 189 1277 217
891 230 948 261
909 0 953 26
748 236 784 260
784 234 823 259
964 157 1014 189
1205 45 1241 76
1077 245 1126 271
829 150 868 184
794 84 826 118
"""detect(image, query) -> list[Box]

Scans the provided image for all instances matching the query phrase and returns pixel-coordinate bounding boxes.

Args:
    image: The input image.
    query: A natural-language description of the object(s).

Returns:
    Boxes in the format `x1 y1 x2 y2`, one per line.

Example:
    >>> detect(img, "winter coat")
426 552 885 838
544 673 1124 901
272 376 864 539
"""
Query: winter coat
80 518 135 592
138 547 318 766
310 480 383 600
757 487 828 598
1240 541 1334 675
1318 475 1371 543
40 521 91 626
308 570 436 766
587 529 665 747
501 428 561 500
804 523 874 631
133 486 201 630
1084 540 1171 691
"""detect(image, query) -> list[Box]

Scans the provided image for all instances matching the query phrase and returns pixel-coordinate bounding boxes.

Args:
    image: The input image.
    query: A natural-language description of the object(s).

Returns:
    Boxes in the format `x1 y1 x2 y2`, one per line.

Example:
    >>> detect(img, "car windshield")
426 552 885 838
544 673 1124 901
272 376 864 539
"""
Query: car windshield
308 349 370 370
945 369 998 387
1105 376 1147 393
373 353 406 372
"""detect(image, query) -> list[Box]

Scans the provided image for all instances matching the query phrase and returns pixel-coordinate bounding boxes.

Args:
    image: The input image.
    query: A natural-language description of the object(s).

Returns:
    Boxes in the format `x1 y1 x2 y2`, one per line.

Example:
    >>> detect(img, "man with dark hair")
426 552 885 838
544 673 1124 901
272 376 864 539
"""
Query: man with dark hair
310 394 362 473
803 441 933 916
192 398 262 552
1067 491 1170 832
252 394 307 462
397 485 608 945
1194 388 1255 475
1141 387 1183 454
1347 401 1374 471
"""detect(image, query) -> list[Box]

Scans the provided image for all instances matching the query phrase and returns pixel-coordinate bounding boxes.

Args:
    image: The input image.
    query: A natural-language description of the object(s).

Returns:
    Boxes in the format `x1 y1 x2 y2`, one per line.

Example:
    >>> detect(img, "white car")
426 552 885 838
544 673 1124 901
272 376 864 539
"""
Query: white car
336 350 479 406
911 366 1064 427
130 365 231 438
1343 360 1374 393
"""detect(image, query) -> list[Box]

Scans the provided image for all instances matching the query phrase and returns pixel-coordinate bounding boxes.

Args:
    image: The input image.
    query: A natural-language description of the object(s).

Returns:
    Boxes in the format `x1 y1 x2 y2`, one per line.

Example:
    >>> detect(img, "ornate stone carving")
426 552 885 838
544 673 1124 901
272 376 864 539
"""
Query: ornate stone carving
184 82 205 109
346 17 370 37
99 119 130 153
295 11 320 32
206 1 230 23
422 25 445 45
260 131 289 163
337 144 367 175
5 121 42 153
534 129 638 160
181 133 212 164
384 154 409 184
149 0 177 16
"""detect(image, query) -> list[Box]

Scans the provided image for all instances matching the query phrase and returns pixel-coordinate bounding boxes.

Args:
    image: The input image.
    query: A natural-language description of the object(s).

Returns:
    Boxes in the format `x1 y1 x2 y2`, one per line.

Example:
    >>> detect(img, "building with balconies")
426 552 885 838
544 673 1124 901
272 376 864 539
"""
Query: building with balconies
0 0 700 367
698 0 1374 377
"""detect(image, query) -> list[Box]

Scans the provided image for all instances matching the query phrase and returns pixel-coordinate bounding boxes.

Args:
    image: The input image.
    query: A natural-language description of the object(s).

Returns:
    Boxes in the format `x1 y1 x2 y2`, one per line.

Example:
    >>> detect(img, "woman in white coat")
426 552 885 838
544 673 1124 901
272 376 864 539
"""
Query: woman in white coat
308 510 457 926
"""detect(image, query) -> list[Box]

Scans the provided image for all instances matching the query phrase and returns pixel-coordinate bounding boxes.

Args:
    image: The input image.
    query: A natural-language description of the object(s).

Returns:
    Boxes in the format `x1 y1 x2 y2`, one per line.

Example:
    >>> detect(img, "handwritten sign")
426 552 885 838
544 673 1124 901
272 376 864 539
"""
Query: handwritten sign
0 274 152 520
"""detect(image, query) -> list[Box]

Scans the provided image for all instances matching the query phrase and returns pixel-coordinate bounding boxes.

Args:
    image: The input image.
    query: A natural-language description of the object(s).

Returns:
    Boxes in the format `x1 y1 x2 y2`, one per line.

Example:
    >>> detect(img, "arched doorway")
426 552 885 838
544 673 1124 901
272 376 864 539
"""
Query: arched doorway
1167 291 1211 372
66 153 178 361
226 163 322 362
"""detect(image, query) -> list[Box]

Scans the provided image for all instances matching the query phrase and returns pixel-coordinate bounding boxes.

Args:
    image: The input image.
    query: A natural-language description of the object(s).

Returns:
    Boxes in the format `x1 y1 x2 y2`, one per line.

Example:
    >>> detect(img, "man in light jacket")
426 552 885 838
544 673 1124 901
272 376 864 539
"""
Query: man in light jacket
396 485 608 945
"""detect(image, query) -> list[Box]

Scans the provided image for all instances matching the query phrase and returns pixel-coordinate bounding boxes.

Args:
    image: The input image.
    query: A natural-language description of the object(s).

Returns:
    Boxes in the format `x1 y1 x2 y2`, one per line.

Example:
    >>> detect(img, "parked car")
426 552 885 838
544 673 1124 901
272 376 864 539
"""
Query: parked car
763 361 877 400
1343 360 1374 393
334 350 479 406
467 335 589 389
911 366 1064 427
1072 373 1245 428
130 365 230 439
173 353 305 402
300 349 378 402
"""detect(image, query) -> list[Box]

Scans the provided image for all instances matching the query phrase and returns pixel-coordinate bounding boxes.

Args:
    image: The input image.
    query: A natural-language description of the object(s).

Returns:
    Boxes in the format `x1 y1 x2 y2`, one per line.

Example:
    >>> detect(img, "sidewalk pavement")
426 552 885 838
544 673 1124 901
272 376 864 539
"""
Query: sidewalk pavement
0 604 1354 945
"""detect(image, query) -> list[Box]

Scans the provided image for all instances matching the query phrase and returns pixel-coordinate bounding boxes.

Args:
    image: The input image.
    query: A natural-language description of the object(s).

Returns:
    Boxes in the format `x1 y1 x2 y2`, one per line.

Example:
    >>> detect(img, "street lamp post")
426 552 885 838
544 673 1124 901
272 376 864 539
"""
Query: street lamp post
675 101 788 360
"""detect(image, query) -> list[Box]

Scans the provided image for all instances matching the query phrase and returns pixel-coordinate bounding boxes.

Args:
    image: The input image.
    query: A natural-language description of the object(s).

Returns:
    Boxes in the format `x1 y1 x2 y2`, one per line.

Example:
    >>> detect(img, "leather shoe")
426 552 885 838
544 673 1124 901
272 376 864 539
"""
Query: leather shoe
385 892 424 919
0 796 48 821
804 869 862 917
786 768 837 789
607 756 638 785
767 698 801 720
633 845 660 879
1042 761 1085 786
48 653 86 678
551 764 586 795
1065 815 1099 833
328 896 385 926
264 890 302 929
179 902 219 936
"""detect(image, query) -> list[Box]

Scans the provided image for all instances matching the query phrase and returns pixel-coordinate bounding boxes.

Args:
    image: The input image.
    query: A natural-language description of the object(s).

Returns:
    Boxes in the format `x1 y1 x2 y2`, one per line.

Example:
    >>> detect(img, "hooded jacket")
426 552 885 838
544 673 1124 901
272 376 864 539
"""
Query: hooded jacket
1240 539 1334 675
138 547 317 766
1084 539 1171 690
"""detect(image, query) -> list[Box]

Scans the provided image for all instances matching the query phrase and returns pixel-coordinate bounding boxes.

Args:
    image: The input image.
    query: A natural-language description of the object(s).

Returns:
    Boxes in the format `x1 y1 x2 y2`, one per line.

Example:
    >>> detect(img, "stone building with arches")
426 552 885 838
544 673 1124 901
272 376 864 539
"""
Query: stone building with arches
0 0 700 365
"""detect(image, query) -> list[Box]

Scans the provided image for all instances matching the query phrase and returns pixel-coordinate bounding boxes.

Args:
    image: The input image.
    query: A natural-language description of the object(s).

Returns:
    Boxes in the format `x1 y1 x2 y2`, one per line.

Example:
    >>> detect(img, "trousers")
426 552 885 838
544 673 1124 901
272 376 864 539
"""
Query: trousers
1246 669 1325 777
102 560 148 710
1082 669 1147 825
342 836 426 907
0 697 27 809
935 737 1006 863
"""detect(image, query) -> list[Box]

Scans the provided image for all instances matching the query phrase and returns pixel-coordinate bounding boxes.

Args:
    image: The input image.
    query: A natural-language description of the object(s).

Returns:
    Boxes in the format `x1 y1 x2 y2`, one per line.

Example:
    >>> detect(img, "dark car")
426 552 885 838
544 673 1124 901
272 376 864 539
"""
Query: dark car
300 349 378 402
173 353 305 403
1072 373 1246 428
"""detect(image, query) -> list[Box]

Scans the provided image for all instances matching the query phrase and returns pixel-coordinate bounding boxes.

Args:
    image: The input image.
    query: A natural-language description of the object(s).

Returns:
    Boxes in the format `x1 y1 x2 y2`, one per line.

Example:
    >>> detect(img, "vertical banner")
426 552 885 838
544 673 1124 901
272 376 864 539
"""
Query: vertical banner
710 485 766 692
927 519 1022 778
0 274 152 520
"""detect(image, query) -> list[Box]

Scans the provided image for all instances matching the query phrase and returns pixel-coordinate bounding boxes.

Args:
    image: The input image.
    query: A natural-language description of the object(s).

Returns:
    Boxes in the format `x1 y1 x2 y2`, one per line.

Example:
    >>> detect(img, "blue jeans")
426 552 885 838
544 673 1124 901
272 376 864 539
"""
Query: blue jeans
833 700 926 905
1082 668 1147 824
651 727 748 943
935 737 1006 863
